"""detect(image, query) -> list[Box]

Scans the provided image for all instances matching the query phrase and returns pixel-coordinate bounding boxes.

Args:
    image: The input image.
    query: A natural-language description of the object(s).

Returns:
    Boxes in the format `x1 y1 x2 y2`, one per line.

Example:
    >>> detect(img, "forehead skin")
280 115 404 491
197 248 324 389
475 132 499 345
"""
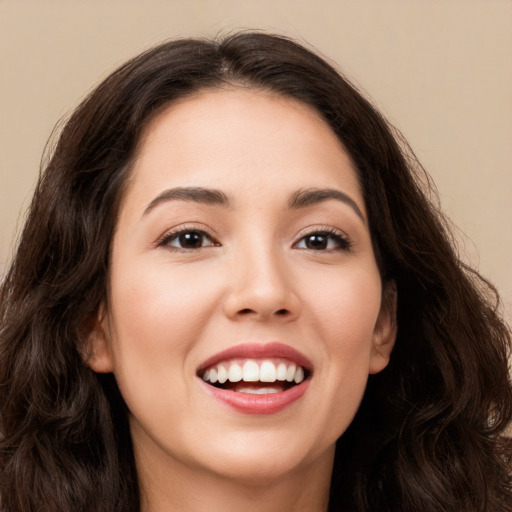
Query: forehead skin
125 87 364 219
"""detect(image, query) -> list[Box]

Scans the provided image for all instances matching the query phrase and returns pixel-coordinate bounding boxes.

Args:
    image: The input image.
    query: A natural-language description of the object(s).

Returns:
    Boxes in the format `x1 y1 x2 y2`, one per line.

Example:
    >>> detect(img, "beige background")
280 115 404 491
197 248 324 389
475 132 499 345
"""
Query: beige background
0 0 511 325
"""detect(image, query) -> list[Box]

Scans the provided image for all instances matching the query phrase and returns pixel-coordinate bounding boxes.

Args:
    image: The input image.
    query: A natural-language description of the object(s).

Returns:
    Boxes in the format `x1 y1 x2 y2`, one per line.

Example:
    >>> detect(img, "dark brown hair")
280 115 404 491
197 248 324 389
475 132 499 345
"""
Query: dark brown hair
1 32 511 512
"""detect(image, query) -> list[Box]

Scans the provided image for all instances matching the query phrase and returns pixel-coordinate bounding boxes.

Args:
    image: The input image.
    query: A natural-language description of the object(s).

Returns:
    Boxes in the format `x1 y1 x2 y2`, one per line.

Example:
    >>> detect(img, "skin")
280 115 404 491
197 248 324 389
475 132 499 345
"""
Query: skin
87 88 396 512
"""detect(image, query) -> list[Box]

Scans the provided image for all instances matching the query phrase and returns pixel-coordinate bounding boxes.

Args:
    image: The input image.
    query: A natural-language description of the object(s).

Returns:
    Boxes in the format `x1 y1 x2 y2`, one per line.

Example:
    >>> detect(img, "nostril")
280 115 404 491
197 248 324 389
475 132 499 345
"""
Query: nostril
233 307 292 318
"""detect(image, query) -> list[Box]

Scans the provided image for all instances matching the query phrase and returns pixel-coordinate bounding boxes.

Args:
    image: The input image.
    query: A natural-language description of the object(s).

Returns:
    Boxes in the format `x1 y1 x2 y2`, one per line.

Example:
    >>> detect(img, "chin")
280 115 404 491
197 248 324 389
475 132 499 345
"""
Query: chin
189 428 335 486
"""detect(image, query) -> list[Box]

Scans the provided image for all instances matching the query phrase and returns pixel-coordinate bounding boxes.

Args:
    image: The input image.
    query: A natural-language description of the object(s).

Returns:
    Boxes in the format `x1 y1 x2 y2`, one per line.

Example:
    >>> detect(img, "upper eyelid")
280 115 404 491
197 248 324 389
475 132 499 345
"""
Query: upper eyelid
294 225 350 241
292 226 353 251
156 224 351 247
157 224 218 247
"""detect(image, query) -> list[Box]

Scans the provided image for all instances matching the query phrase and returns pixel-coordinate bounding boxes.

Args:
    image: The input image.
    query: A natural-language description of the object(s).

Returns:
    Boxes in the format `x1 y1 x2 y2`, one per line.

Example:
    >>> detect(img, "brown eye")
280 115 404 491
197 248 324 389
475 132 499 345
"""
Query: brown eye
162 230 217 250
295 231 351 251
178 231 203 248
303 234 329 250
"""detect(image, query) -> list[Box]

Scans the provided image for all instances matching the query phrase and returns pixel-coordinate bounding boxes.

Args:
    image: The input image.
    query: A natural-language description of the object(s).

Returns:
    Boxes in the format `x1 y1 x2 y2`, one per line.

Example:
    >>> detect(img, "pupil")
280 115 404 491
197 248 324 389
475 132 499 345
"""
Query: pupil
179 231 202 248
306 234 327 250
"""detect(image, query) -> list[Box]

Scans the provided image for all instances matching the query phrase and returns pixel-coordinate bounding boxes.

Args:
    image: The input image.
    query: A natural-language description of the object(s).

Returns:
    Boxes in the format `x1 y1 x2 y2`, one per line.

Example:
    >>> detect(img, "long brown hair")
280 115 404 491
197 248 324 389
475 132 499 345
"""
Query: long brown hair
1 32 511 512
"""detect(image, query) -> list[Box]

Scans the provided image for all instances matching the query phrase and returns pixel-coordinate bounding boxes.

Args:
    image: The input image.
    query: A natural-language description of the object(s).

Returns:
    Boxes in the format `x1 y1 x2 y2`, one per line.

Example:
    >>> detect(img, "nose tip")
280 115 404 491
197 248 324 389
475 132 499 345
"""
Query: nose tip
222 257 300 322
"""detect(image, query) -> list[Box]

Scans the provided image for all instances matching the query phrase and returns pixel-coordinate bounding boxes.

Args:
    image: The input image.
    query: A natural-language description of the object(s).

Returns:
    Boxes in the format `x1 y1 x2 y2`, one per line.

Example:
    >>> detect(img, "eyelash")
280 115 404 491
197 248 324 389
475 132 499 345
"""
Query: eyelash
158 226 352 252
293 227 352 252
158 226 219 251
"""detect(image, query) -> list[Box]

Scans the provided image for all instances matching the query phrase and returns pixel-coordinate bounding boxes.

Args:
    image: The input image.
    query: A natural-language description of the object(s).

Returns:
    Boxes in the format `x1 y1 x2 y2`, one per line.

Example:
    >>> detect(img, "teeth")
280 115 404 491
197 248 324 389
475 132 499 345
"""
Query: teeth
285 363 296 382
236 387 282 395
217 365 228 384
201 359 307 386
276 363 287 381
227 363 242 382
260 361 277 382
242 361 260 382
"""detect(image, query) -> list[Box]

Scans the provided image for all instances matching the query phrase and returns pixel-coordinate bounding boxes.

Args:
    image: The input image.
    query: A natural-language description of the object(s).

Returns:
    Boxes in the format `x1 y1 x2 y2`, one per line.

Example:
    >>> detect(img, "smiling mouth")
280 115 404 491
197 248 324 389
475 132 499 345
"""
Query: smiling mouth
199 358 310 395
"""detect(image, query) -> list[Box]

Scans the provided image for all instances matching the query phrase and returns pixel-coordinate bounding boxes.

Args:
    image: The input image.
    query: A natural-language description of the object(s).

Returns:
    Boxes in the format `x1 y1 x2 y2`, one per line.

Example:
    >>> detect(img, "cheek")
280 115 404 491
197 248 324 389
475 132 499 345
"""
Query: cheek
110 259 219 344
302 263 382 349
297 265 382 437
103 259 231 459
105 260 222 399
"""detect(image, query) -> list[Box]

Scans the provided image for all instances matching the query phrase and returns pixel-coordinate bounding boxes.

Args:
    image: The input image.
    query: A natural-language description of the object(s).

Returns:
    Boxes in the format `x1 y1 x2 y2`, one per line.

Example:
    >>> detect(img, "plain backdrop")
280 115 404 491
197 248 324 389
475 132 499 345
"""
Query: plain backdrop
0 0 511 325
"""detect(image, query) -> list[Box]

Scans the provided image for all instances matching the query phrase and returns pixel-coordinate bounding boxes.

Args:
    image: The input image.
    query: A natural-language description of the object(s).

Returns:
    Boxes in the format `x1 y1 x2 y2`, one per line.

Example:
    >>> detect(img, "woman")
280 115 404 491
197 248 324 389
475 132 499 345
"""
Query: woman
0 32 510 512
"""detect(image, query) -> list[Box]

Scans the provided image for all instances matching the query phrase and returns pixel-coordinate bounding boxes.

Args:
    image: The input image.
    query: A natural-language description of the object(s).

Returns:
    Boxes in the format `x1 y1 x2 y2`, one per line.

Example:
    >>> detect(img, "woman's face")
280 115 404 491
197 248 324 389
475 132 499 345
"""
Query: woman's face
88 88 395 485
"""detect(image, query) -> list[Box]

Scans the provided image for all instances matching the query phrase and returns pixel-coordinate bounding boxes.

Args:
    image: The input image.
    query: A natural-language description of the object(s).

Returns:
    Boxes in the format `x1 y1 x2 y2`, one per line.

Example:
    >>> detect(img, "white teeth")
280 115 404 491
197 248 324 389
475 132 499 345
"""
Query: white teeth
201 359 307 386
276 363 287 381
242 361 260 382
236 387 282 395
217 365 228 384
285 363 296 382
260 361 277 382
227 363 243 382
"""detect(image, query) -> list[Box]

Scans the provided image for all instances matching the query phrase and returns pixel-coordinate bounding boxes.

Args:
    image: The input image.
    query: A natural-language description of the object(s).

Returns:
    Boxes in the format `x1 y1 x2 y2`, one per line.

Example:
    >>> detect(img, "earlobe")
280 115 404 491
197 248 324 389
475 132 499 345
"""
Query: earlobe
369 281 397 375
83 306 115 374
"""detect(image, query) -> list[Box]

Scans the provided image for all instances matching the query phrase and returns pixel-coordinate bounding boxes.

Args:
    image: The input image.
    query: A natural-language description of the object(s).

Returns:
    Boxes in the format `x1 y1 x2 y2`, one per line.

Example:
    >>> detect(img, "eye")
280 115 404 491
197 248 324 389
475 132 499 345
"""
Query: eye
295 230 351 251
159 229 218 250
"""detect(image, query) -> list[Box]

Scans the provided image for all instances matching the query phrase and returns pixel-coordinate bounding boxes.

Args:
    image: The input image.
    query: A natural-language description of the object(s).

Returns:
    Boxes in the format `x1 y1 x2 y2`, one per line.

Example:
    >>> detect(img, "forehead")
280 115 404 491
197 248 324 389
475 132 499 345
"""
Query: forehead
126 87 362 210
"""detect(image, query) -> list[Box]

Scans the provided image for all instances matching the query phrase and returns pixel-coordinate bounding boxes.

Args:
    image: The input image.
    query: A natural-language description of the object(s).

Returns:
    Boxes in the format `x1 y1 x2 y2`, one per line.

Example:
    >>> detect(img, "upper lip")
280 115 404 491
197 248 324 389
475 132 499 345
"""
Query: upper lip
197 342 313 373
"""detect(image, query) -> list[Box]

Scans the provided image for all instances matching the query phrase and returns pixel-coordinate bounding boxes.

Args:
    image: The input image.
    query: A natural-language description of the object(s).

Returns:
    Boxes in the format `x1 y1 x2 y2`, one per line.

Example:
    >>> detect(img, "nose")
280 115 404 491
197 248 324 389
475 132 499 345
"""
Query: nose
222 244 301 322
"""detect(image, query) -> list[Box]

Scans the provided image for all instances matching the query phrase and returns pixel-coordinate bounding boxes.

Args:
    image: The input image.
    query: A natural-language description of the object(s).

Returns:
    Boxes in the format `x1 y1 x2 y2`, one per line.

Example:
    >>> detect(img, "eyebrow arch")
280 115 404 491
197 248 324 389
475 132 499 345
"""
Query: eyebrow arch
288 188 365 222
143 187 231 216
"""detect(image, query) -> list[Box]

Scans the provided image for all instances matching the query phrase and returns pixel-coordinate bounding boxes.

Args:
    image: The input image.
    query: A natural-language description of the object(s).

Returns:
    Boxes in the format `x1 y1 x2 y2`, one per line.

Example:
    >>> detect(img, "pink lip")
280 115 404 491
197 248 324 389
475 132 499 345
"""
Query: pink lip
197 342 313 415
197 342 313 372
200 379 310 415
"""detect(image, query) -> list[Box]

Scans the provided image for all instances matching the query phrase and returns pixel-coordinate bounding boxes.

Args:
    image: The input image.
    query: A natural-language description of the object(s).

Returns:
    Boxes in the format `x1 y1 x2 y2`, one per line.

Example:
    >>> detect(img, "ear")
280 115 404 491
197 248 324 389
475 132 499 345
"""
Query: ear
83 304 115 374
369 281 397 375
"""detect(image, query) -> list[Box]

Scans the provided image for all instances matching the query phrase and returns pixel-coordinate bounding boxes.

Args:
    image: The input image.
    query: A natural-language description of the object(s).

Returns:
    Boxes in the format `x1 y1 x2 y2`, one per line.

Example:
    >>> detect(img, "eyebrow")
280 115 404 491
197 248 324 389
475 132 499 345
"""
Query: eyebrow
143 187 231 216
288 188 365 222
143 185 364 222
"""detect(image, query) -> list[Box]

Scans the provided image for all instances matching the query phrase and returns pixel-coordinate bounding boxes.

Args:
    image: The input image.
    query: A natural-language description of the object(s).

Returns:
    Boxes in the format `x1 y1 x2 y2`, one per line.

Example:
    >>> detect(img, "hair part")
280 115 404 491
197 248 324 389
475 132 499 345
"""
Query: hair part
1 32 511 512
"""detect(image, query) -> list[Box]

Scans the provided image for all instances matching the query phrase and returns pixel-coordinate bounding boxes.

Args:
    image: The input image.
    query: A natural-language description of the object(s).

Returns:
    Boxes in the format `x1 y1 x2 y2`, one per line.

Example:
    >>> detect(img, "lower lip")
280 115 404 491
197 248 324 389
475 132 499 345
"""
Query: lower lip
200 379 310 415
